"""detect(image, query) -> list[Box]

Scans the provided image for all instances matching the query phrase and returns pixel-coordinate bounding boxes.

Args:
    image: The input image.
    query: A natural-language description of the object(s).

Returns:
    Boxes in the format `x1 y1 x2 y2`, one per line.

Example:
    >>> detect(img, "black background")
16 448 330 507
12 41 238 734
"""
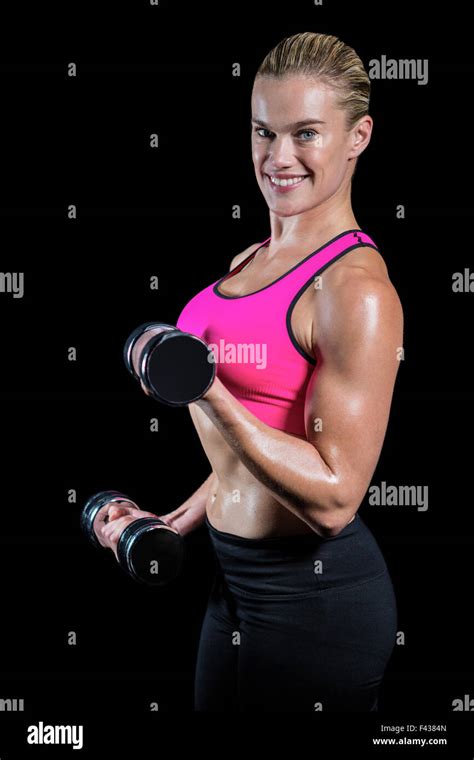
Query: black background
0 0 473 755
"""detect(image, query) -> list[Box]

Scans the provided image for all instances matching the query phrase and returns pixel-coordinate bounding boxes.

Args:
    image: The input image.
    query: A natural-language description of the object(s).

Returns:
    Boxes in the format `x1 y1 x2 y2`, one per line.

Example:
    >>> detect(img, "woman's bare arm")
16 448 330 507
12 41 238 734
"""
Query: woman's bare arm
191 264 403 538
161 470 217 536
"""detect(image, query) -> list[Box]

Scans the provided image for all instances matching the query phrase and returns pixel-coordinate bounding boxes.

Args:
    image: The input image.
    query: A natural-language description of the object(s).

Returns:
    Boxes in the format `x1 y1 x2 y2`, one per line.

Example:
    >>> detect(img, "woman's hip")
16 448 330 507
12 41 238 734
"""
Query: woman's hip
205 512 394 601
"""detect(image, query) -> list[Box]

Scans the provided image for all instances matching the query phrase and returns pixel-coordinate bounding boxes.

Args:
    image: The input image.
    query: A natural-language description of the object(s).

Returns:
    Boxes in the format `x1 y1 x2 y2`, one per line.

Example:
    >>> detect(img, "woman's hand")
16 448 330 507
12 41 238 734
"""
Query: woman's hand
94 502 174 561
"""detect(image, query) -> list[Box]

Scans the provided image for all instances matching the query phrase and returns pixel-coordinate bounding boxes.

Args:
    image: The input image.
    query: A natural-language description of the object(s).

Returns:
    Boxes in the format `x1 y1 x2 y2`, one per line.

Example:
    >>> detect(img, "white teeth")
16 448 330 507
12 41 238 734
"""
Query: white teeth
269 175 307 187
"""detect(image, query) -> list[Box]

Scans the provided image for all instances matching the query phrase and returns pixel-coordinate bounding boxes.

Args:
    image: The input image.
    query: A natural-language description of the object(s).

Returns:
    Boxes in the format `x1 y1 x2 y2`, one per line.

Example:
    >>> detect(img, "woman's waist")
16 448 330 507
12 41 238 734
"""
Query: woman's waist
205 491 318 539
205 512 390 595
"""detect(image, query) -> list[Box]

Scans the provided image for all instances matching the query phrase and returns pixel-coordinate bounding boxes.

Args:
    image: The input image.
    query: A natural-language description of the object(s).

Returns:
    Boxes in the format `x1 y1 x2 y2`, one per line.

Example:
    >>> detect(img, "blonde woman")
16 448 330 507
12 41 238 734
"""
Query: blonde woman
102 32 403 712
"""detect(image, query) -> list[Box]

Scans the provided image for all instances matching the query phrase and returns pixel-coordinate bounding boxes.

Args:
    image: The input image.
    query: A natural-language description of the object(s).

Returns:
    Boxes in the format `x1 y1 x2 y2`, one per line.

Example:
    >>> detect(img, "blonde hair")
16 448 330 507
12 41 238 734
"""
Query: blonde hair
255 31 371 133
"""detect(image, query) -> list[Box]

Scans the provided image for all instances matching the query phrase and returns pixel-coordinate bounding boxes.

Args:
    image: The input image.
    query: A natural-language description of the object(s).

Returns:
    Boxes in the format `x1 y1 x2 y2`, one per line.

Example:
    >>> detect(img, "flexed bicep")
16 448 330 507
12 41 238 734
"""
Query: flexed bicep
304 272 404 515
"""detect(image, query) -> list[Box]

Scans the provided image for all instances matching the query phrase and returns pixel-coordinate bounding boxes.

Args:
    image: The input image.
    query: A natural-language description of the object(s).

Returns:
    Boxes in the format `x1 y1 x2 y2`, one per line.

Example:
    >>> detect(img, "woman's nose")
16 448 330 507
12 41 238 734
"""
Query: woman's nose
269 136 295 164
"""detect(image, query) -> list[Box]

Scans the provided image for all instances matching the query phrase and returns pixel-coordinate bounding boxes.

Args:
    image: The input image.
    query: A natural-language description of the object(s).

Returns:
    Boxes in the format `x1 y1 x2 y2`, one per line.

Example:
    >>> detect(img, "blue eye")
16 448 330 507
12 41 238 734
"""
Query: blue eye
297 130 318 140
253 128 318 140
254 128 271 137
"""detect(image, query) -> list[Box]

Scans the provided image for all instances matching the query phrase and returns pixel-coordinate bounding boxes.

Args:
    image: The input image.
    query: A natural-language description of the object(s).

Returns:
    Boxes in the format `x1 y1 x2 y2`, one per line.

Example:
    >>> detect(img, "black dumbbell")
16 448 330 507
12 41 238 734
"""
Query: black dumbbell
123 322 216 406
81 490 184 587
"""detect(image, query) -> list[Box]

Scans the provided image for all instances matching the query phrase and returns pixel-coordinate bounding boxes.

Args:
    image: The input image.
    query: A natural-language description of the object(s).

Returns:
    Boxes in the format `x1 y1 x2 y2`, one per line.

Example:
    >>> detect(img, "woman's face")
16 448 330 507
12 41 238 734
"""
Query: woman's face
251 75 370 217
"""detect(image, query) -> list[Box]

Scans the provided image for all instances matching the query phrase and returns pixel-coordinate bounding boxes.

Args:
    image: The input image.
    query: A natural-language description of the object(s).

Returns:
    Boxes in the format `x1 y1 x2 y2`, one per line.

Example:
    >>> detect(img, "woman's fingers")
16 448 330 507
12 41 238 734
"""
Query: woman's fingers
100 511 162 549
99 515 135 558
107 503 138 521
93 502 166 554
93 501 137 538
100 515 136 543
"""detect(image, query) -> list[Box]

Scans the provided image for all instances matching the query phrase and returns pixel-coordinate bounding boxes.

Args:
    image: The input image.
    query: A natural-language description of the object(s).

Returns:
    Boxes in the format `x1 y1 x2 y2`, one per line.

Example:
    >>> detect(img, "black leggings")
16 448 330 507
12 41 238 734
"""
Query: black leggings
194 513 397 712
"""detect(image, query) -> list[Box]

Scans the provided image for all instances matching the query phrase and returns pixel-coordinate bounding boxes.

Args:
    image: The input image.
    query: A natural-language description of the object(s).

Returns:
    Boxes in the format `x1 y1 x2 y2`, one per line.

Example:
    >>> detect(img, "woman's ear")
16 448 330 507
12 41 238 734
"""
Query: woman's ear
348 115 373 160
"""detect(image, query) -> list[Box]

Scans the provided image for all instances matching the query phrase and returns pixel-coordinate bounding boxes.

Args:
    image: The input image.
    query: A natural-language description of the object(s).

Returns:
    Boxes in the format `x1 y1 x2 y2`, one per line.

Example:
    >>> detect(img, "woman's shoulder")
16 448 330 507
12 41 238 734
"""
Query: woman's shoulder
318 244 402 323
330 243 390 283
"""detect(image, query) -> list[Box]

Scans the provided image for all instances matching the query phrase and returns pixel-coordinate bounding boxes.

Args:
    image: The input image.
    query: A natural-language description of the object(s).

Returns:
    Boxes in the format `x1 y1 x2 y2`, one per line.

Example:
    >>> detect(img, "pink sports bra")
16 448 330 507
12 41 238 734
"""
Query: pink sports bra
176 228 379 437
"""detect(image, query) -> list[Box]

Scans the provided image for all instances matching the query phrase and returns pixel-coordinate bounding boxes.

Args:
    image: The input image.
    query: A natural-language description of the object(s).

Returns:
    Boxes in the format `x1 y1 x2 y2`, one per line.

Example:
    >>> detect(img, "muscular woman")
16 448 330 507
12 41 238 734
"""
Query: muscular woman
99 31 403 712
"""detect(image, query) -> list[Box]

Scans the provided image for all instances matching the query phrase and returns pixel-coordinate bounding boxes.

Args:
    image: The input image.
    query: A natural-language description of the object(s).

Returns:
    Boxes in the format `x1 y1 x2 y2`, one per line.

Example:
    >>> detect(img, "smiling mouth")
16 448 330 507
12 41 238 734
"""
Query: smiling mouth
265 174 310 188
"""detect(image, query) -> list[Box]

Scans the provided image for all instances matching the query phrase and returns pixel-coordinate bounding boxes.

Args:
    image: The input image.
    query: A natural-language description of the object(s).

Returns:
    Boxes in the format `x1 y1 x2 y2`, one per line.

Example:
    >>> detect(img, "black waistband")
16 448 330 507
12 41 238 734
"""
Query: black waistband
205 513 361 548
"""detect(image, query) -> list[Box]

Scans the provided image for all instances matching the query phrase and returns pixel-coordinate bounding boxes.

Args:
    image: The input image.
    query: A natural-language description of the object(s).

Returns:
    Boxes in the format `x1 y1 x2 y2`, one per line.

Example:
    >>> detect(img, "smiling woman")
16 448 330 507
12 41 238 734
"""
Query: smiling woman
251 34 372 214
172 31 403 712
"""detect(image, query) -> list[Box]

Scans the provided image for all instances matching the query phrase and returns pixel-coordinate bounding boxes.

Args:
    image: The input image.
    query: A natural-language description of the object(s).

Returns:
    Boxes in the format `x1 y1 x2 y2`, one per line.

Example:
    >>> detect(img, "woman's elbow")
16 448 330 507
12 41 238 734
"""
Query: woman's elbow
307 482 361 537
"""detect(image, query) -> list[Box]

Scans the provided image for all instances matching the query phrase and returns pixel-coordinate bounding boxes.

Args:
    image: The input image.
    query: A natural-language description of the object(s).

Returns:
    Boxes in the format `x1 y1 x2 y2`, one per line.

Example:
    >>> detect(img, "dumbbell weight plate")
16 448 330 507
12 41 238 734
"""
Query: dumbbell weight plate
139 330 216 406
116 517 185 586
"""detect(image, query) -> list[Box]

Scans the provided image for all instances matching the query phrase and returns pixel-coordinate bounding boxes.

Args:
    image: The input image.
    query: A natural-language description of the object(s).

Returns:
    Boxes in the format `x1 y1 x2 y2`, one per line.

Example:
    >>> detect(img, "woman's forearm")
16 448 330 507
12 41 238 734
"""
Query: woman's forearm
192 378 341 534
162 471 216 536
